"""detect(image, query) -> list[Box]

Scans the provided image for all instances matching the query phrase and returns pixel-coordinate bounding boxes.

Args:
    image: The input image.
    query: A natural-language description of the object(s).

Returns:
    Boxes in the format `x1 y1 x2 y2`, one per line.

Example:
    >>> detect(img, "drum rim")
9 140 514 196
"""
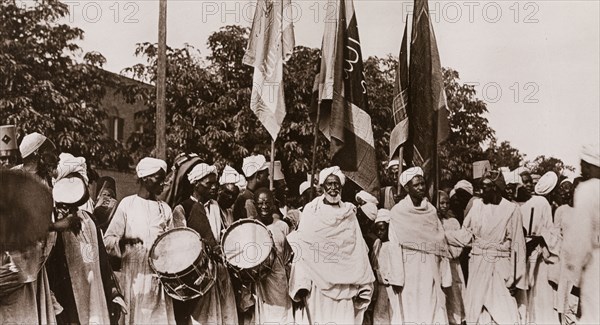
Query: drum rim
148 227 206 275
220 218 276 271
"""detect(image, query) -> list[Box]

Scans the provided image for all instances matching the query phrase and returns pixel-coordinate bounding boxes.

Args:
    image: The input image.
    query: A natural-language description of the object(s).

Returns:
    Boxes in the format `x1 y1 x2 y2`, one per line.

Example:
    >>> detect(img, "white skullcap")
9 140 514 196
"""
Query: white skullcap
319 166 346 186
355 190 379 205
219 165 242 185
535 171 558 196
375 209 391 223
387 160 399 169
136 157 167 178
56 153 88 183
453 180 474 195
581 143 600 167
242 154 269 178
188 163 217 184
299 181 311 196
399 167 424 187
19 132 47 158
361 202 378 221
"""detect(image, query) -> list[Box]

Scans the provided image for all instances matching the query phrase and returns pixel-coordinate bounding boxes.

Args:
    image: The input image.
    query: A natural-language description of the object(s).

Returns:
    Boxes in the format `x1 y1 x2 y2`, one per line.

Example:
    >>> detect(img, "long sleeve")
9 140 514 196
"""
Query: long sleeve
103 203 127 258
288 259 312 302
172 205 187 228
378 243 404 287
509 206 527 290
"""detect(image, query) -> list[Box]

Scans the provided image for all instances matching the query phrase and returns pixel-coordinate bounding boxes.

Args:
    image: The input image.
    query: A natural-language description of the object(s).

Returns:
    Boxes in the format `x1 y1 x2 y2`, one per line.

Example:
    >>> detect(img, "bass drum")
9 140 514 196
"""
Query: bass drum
149 228 215 301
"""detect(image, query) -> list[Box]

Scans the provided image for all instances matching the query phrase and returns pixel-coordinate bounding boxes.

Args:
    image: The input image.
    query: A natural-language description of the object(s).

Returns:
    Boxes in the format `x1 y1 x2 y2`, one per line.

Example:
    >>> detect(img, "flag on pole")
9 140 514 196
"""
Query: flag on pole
243 0 295 140
405 0 450 173
389 17 410 160
310 0 379 193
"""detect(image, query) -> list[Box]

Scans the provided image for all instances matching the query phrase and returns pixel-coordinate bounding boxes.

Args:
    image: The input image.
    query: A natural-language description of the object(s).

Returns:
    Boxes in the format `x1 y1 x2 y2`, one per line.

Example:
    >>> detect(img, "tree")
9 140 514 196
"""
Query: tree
527 155 575 176
0 0 125 167
485 139 525 170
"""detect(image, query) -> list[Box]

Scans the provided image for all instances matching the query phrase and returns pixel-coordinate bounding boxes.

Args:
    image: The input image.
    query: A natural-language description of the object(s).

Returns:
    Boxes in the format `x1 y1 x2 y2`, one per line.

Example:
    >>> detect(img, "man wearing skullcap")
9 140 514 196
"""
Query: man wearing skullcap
355 190 379 255
379 160 403 209
445 170 527 324
386 167 451 324
562 143 600 324
104 157 176 324
449 180 475 225
520 171 535 196
232 154 270 221
1 132 59 325
516 171 559 324
0 125 20 168
287 167 374 324
371 209 404 324
170 163 238 325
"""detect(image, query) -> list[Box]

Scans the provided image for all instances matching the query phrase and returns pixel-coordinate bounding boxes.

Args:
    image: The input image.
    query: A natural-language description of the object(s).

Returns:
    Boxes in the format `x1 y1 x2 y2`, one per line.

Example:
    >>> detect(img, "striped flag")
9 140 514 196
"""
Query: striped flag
311 0 380 193
243 0 295 140
405 0 450 174
389 17 410 160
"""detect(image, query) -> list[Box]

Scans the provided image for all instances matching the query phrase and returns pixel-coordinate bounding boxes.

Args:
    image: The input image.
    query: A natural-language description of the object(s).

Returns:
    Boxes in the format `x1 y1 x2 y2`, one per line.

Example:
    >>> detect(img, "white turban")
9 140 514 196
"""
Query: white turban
560 177 574 185
581 143 600 167
504 171 522 185
299 181 311 196
355 190 379 205
535 171 558 196
399 167 424 187
219 165 242 185
19 132 47 158
136 157 167 178
387 160 399 169
188 163 217 184
453 180 474 195
318 166 346 186
56 153 88 183
236 175 247 190
375 209 391 223
360 202 378 221
242 155 269 178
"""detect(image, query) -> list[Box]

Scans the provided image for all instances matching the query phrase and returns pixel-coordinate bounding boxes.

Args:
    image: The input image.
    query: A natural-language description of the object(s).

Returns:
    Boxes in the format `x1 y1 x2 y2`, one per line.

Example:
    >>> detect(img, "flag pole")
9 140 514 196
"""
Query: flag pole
156 0 167 160
433 109 440 206
396 146 404 199
310 102 321 200
270 138 275 191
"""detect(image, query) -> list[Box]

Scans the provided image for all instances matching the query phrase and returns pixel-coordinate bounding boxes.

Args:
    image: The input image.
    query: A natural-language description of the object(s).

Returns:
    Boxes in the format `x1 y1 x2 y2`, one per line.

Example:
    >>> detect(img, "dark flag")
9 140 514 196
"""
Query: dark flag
389 17 410 160
406 0 450 179
310 0 379 193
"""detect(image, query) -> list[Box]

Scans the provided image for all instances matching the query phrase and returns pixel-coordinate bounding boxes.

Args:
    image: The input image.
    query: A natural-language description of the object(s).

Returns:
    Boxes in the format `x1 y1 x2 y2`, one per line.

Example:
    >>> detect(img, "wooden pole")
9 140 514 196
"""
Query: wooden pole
270 139 275 190
310 103 322 200
156 0 167 160
396 146 405 198
432 109 440 206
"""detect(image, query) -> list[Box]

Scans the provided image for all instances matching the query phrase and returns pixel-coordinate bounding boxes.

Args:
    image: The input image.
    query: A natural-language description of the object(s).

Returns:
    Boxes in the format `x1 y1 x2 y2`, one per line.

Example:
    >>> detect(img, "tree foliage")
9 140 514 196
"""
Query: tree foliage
527 155 575 176
485 139 525 170
0 0 126 166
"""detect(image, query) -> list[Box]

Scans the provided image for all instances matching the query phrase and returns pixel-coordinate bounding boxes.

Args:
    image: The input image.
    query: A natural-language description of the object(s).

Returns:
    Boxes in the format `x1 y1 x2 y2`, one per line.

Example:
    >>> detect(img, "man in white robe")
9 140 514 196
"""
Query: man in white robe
104 157 176 324
446 170 527 324
287 166 374 324
563 143 600 324
388 167 451 324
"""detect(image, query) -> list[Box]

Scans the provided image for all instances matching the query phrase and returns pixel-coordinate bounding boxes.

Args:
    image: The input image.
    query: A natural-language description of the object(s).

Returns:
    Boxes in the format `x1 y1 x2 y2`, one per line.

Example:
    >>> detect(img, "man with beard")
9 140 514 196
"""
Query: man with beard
104 157 176 324
380 160 402 209
171 163 238 325
233 155 270 221
387 167 451 324
446 170 527 324
563 143 600 324
287 166 374 324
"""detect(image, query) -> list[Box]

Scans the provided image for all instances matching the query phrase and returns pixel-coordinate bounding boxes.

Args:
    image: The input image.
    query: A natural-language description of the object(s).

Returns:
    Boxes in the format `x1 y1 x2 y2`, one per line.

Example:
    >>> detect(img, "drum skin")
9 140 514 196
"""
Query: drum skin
221 219 276 282
149 228 216 301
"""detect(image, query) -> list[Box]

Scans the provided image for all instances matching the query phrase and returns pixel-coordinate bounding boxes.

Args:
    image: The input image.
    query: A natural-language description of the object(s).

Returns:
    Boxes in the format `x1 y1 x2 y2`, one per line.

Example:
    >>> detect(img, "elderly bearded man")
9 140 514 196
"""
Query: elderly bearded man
287 166 374 324
446 170 527 324
387 167 452 324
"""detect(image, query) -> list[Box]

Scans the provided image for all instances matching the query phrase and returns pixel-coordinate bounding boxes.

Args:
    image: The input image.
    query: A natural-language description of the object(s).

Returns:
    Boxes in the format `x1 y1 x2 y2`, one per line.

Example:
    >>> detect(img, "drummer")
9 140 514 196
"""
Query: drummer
171 163 238 325
240 187 293 324
103 157 176 324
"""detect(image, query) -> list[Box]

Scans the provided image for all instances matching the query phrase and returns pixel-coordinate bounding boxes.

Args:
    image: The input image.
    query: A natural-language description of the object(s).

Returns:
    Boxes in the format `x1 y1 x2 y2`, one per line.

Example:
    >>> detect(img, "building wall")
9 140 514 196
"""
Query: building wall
99 86 147 144
96 168 138 201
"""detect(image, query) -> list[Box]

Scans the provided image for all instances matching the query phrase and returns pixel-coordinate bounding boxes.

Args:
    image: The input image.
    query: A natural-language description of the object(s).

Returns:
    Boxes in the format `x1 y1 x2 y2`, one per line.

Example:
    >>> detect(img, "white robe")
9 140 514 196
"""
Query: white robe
371 239 404 324
563 178 600 324
388 196 451 325
441 217 466 325
519 195 559 324
446 198 527 324
287 196 374 324
104 195 176 325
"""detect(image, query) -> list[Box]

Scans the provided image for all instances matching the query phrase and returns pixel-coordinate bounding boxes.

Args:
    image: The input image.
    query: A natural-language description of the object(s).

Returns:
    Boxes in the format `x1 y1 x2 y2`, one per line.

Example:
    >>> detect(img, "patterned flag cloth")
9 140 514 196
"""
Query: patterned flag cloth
243 0 295 140
389 18 409 161
310 0 380 194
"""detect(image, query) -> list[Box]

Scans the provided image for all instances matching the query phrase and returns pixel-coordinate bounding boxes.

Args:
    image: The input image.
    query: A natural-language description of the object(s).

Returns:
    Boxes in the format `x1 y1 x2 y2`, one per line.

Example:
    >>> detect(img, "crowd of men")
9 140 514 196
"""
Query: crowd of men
0 125 598 325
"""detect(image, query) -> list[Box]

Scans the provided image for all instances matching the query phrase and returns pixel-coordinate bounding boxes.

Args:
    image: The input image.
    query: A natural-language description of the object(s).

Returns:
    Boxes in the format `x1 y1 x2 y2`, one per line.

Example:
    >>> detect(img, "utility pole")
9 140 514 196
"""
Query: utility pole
156 0 167 160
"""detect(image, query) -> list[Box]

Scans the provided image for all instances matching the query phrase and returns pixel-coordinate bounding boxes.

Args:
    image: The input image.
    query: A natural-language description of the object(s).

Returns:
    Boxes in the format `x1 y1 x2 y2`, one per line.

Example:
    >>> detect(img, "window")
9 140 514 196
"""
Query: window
108 117 124 141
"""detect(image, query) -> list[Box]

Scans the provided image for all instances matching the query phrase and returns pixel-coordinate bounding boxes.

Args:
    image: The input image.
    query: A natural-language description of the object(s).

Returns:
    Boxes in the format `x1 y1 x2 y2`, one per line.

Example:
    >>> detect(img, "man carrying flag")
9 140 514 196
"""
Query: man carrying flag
243 0 295 141
310 0 379 194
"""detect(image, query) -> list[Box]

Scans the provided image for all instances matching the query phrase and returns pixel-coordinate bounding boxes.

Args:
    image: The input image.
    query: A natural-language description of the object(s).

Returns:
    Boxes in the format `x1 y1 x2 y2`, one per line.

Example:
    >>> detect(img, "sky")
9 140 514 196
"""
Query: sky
40 0 599 169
